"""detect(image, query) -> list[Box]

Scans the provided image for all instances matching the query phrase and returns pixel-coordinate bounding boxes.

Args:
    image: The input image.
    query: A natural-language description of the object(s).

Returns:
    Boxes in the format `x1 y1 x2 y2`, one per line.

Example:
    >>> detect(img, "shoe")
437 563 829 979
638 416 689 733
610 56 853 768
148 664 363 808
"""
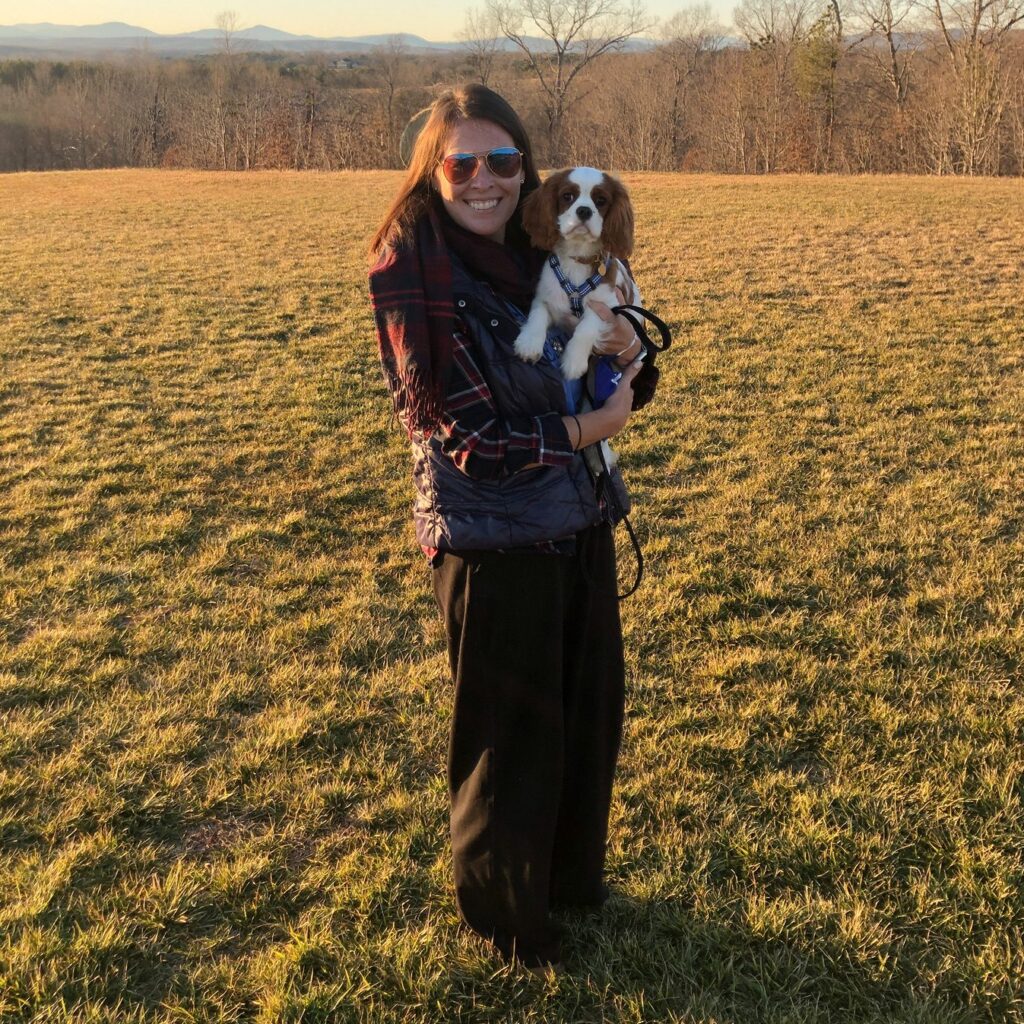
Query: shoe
525 960 565 977
492 925 563 973
551 883 610 912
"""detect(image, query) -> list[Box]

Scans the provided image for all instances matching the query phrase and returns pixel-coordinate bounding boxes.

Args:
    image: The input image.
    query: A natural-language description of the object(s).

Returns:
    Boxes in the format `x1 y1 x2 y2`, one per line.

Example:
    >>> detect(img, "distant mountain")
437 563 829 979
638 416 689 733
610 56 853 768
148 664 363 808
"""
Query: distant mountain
0 23 439 45
238 25 317 41
343 33 436 46
0 22 451 53
0 21 157 38
0 22 660 56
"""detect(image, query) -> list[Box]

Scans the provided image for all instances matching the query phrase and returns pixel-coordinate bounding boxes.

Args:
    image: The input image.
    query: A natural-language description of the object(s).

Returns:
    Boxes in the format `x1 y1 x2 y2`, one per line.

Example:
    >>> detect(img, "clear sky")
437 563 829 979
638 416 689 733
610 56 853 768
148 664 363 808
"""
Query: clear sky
1 1 738 40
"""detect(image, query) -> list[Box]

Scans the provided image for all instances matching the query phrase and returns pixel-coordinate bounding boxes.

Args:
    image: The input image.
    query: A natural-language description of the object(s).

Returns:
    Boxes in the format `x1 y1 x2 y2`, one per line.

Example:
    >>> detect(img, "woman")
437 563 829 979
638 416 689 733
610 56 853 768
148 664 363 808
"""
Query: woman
367 84 649 972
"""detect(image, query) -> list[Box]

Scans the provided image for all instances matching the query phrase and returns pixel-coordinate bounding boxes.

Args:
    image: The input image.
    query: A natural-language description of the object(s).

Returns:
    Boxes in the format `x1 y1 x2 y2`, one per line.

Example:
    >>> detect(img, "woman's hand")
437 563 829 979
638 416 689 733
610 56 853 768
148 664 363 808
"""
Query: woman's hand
587 287 642 367
596 357 644 437
562 357 644 451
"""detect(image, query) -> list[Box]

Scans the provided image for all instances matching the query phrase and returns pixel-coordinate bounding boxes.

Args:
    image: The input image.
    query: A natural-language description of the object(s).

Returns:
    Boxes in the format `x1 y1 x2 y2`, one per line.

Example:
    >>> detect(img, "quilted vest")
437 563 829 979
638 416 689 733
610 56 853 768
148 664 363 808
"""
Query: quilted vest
408 254 631 552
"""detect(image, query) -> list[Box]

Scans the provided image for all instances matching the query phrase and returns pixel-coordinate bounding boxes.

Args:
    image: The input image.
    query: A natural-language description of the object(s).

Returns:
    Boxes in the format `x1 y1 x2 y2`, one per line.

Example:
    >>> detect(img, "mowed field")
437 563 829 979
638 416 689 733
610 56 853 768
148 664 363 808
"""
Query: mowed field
1 169 1022 1023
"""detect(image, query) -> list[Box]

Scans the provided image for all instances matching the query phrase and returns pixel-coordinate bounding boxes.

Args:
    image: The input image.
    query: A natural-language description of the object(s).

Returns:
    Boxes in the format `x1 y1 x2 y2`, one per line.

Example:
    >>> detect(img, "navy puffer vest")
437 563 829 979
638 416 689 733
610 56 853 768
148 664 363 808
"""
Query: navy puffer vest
409 255 631 552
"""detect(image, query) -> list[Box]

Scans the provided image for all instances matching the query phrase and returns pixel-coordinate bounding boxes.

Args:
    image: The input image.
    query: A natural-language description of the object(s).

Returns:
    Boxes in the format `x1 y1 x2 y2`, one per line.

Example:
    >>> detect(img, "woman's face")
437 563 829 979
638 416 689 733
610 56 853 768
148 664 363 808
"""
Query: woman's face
433 119 523 244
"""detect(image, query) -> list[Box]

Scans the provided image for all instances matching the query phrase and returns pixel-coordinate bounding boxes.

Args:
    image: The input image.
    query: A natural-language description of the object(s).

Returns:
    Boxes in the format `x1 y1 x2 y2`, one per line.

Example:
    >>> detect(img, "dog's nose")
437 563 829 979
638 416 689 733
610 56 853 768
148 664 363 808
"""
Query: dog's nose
576 206 592 221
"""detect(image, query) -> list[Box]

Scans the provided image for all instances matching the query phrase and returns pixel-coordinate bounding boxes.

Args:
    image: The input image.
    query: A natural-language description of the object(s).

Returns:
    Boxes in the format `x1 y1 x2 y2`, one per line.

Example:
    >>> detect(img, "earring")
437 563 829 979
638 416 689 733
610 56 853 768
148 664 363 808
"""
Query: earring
520 176 525 183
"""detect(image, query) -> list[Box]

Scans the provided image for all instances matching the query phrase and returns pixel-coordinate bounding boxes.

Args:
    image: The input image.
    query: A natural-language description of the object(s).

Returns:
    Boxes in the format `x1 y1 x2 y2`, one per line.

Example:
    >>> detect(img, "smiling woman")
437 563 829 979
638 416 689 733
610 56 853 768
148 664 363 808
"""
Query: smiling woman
433 124 524 242
366 84 649 973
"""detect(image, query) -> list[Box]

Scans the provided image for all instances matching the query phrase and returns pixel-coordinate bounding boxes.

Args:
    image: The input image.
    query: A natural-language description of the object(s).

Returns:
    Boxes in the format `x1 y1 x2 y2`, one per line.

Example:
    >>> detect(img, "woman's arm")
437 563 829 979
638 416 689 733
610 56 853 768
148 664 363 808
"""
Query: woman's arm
437 309 645 478
561 357 644 450
435 329 575 481
587 285 660 410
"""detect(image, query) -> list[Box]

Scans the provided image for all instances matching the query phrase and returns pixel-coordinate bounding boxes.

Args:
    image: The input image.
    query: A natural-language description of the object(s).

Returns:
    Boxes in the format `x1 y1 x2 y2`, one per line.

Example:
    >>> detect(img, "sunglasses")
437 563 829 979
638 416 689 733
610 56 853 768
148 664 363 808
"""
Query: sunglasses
439 147 524 185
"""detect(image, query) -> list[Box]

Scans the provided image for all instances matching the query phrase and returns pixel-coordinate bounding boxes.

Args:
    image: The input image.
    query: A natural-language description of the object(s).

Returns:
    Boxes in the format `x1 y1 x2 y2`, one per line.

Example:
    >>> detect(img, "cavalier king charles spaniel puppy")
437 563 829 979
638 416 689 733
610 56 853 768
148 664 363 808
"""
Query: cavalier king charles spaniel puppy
514 166 640 380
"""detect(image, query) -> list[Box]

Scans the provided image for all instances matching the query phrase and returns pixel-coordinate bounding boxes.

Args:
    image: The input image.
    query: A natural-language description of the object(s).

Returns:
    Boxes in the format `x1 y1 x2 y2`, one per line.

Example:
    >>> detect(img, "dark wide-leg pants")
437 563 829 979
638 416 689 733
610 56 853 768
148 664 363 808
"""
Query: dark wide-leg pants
431 523 626 967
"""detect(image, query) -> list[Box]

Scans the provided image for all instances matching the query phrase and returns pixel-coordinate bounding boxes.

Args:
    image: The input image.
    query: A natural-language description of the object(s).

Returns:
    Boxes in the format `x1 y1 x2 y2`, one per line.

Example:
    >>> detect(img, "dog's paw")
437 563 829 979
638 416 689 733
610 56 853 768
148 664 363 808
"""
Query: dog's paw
560 340 593 380
514 325 546 363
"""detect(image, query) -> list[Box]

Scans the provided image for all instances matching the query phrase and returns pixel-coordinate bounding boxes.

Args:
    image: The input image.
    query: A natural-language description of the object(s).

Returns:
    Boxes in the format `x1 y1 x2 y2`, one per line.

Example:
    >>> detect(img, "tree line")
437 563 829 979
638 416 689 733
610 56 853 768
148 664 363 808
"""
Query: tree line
1 0 1022 176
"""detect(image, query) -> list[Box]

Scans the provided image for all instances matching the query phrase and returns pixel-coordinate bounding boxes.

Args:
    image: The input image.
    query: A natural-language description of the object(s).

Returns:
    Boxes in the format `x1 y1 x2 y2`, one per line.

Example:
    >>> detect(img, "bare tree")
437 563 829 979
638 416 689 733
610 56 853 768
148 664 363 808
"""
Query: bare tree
210 11 244 168
850 0 919 164
487 0 652 163
733 0 815 170
1009 49 1024 172
64 64 105 169
215 10 241 57
6 35 1024 175
792 0 844 169
566 50 675 167
734 0 814 54
371 36 411 167
923 0 1024 173
853 0 916 111
458 7 504 85
658 5 723 166
236 67 276 170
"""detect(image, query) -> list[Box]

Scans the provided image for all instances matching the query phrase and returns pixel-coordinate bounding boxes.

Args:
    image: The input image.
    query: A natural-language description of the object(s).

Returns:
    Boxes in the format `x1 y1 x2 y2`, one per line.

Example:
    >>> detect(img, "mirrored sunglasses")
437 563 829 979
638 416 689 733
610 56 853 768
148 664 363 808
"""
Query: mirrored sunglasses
439 147 524 185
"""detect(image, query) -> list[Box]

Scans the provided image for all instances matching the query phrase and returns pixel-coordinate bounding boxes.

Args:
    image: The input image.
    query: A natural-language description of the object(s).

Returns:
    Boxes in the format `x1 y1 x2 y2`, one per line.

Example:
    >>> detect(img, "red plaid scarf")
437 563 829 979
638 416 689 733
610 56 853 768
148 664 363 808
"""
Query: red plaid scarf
369 200 543 438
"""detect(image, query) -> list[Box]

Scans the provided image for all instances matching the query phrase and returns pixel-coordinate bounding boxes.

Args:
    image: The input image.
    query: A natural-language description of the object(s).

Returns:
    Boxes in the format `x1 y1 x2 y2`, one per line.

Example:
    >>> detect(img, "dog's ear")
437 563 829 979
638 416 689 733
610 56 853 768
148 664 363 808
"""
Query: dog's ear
521 175 563 252
601 175 634 260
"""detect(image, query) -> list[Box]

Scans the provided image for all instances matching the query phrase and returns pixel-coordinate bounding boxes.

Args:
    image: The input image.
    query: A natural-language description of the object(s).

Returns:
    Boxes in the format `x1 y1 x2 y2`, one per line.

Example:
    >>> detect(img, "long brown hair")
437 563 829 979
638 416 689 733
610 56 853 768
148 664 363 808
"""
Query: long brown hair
367 84 541 260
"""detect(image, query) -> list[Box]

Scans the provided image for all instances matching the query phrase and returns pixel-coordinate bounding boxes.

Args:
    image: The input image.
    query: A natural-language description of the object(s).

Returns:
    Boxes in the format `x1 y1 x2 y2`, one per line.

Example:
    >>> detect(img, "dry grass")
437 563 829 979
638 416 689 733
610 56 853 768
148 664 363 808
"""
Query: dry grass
1 169 1022 1023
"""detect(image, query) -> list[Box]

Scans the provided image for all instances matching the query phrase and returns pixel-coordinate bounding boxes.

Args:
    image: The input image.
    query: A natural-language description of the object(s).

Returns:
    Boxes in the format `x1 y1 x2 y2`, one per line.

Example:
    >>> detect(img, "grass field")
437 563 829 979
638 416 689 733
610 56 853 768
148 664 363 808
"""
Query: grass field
1 169 1022 1023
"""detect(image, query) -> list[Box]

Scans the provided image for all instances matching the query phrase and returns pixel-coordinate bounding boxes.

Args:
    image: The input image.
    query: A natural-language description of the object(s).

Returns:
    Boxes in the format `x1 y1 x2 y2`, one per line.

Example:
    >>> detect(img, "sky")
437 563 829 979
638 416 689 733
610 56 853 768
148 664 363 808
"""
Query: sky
0 1 738 40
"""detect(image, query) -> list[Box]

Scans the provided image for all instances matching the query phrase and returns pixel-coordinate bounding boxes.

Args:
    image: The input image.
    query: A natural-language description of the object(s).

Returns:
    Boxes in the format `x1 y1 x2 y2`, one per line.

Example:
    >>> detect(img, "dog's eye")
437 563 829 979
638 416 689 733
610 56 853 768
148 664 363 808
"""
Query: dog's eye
594 195 608 207
561 191 574 203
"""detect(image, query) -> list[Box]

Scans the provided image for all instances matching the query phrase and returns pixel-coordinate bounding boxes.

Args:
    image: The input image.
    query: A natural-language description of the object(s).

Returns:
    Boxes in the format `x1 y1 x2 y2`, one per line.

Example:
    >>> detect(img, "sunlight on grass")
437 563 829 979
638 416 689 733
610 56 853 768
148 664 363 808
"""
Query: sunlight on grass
0 169 1022 1022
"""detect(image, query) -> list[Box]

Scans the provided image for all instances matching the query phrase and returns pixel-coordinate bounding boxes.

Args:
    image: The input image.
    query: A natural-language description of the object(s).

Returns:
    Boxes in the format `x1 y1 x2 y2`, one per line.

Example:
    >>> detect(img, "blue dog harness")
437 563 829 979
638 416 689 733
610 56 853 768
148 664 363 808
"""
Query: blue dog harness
549 253 603 318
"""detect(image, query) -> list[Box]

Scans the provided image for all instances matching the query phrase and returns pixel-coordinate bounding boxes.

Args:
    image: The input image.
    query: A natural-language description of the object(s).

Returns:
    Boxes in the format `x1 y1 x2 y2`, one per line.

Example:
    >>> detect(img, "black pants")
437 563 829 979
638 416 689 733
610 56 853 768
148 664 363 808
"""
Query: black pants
431 523 625 967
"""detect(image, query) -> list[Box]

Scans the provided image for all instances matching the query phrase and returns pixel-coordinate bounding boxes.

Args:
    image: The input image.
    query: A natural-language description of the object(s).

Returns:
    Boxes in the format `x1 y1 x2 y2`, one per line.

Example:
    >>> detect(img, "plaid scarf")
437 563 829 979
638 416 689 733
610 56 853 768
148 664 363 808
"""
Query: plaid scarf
369 200 543 438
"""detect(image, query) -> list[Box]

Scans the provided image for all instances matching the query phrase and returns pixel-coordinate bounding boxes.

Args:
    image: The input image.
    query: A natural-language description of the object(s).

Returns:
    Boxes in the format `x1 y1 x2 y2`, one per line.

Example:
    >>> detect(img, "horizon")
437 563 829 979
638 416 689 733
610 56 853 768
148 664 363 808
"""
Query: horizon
0 1 739 42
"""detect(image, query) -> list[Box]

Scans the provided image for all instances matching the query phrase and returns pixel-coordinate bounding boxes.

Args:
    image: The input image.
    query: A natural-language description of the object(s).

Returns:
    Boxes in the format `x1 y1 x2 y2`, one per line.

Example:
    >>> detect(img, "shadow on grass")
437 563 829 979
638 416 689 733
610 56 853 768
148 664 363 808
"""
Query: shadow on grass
556 891 981 1024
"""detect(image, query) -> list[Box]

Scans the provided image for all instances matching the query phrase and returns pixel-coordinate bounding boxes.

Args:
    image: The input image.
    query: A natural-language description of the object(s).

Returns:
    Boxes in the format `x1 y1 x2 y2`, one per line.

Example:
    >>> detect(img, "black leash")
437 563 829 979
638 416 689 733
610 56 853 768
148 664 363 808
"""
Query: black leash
590 449 644 600
591 303 673 599
610 303 673 352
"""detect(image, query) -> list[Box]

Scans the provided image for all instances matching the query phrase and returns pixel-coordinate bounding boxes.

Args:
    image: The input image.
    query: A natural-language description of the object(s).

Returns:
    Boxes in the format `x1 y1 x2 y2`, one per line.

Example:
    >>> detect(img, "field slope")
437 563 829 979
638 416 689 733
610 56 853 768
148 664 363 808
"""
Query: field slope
1 170 1022 1023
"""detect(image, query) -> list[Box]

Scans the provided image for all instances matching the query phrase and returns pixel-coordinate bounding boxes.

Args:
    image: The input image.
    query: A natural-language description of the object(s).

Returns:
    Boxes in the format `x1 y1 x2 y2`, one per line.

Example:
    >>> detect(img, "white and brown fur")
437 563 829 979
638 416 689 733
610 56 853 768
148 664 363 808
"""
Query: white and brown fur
514 167 641 380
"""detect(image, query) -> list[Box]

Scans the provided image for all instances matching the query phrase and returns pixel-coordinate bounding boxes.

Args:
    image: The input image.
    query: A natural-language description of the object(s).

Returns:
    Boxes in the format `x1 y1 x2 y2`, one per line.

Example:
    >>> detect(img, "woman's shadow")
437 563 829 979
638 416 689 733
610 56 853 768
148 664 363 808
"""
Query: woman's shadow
555 891 972 1022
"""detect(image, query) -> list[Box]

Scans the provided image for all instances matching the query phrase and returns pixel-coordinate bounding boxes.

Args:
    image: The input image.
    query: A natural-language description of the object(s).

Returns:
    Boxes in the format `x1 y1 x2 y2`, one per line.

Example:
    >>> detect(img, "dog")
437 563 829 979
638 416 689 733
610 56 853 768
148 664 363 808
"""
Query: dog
514 166 641 381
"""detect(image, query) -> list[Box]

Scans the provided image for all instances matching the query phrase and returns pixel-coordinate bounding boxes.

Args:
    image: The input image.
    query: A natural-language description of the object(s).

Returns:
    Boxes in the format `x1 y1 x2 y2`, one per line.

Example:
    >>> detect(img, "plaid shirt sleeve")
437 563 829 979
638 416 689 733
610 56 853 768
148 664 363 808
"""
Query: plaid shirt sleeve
436 327 574 480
